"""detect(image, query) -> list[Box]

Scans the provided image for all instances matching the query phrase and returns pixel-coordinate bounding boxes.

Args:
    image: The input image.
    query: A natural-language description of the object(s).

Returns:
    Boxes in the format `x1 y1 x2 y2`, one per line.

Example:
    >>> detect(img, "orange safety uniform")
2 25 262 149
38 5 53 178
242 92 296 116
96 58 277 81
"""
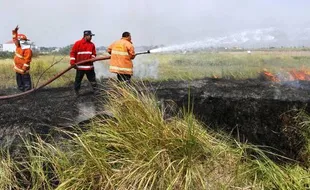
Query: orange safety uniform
107 37 135 75
12 30 32 74
70 38 96 70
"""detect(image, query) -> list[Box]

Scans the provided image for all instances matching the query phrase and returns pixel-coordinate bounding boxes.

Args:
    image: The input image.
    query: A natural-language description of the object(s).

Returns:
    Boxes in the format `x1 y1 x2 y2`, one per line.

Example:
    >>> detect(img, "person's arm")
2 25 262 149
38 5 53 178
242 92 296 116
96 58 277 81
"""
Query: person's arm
128 44 135 59
107 42 114 54
92 43 96 58
22 49 32 72
69 42 78 66
12 25 19 47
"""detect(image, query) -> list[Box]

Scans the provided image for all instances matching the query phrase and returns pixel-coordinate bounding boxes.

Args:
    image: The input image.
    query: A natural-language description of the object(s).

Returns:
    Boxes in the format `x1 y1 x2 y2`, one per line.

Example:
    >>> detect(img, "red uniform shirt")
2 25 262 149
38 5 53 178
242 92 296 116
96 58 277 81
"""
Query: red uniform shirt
70 38 96 70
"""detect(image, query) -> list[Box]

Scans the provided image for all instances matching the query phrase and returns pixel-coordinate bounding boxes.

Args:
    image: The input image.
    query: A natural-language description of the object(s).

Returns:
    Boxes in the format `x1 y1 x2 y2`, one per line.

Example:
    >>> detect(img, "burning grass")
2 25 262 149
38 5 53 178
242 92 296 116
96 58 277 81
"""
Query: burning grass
0 83 310 189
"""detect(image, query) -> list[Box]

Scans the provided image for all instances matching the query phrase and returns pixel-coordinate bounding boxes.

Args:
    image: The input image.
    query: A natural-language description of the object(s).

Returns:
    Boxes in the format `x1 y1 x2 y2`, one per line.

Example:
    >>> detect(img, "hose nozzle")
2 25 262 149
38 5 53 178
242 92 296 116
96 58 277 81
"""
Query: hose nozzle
135 50 151 56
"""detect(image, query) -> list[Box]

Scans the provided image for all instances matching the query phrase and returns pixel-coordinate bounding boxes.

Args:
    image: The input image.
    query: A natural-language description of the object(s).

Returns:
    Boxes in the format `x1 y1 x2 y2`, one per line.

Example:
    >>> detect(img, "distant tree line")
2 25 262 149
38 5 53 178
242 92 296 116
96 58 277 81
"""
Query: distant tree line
0 44 164 59
0 51 14 59
38 44 73 55
0 51 39 59
39 44 106 55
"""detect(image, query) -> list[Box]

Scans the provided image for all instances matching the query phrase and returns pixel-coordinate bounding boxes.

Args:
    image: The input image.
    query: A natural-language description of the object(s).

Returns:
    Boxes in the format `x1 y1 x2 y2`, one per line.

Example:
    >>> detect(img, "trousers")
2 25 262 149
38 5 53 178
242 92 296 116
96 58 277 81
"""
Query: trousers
16 72 32 92
74 69 97 91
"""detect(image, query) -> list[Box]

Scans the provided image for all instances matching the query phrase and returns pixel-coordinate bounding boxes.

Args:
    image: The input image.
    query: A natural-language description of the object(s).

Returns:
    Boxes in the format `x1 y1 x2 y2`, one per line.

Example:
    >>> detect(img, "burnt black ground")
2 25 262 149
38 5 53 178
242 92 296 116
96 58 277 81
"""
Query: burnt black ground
0 83 108 148
149 77 310 160
1 77 310 160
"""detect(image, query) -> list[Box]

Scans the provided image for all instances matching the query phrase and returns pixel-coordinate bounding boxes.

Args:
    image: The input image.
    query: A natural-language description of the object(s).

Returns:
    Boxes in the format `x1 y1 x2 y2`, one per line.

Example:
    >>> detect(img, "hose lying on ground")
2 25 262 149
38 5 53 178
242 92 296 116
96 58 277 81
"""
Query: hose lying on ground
0 56 111 100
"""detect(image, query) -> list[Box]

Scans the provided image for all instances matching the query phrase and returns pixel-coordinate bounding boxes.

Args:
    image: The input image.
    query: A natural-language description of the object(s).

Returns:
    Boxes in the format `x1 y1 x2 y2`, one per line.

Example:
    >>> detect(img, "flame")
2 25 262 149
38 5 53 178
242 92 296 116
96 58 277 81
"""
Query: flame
262 68 310 82
262 69 280 82
288 70 310 81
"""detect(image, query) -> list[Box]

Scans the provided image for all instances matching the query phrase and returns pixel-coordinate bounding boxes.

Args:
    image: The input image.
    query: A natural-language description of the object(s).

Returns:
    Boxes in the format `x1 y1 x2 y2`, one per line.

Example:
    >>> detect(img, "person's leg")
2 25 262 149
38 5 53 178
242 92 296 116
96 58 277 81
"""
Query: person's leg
16 73 24 92
116 73 122 81
23 73 32 91
74 70 85 94
86 70 97 92
124 74 131 83
117 74 131 83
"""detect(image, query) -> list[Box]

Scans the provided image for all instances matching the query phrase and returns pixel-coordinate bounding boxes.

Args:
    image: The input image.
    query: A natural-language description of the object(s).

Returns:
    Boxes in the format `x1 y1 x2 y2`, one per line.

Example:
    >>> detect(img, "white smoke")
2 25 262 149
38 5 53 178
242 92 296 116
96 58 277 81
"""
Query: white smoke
94 61 114 79
76 102 96 123
94 57 158 80
133 55 159 79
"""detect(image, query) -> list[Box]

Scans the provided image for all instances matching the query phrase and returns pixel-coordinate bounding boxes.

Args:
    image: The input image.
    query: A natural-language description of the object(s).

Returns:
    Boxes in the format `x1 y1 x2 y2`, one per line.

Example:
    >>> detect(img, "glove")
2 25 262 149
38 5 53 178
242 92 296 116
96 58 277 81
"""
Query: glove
13 25 19 32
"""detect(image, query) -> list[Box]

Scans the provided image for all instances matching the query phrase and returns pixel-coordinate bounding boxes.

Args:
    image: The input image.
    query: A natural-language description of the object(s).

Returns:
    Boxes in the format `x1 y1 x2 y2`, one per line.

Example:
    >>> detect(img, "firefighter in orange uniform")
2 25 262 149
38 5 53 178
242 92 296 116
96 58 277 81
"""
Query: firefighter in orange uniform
12 25 33 92
107 32 135 83
70 30 97 96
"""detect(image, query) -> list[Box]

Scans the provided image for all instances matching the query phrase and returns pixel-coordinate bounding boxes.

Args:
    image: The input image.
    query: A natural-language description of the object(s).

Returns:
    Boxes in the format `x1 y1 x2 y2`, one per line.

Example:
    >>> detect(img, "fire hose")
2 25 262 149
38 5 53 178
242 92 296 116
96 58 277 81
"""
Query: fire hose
0 50 150 100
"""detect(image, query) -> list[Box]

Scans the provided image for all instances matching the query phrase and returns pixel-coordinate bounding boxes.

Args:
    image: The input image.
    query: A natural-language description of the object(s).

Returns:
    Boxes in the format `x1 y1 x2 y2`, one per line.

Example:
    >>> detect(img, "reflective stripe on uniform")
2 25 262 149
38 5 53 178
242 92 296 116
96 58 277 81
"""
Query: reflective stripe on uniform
111 50 129 56
14 66 24 73
109 66 132 72
70 57 76 60
23 64 30 67
15 52 24 58
92 55 96 58
77 65 94 69
77 51 92 55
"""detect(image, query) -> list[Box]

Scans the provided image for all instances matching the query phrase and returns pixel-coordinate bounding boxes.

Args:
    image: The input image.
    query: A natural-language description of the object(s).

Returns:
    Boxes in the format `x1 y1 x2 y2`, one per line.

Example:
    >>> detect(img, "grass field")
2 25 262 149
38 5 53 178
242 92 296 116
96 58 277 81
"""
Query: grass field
1 50 310 88
1 50 310 189
156 50 310 80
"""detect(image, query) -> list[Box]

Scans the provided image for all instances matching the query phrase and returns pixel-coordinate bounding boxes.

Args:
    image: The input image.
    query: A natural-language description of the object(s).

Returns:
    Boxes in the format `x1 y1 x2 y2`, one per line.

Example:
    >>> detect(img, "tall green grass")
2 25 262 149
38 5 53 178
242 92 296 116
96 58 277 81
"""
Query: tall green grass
0 82 309 189
0 151 15 189
0 55 75 89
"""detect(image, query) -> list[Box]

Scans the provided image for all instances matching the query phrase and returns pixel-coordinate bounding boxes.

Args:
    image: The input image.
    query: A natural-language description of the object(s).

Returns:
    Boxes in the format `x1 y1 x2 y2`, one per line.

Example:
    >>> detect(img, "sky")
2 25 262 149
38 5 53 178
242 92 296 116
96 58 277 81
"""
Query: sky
0 0 309 47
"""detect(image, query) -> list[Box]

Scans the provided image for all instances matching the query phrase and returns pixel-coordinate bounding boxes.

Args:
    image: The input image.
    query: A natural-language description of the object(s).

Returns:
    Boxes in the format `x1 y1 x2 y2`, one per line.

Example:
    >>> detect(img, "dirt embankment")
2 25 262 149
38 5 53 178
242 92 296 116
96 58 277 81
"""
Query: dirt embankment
149 78 310 160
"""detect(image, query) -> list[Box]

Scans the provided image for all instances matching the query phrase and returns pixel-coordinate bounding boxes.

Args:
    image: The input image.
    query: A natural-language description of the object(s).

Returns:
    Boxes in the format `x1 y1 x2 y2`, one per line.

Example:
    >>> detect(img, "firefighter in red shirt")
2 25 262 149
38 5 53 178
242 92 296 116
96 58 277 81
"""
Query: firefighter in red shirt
70 30 97 96
12 25 33 92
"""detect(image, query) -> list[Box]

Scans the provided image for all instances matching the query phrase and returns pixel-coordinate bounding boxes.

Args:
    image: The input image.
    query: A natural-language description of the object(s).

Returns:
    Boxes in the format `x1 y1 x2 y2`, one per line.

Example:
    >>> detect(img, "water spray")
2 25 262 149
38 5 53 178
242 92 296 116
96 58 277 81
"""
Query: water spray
147 28 280 53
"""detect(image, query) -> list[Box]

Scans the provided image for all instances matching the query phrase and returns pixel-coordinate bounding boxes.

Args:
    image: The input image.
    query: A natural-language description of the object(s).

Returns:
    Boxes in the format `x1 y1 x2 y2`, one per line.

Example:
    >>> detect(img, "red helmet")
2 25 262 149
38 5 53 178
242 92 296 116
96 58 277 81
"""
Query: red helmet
17 34 29 41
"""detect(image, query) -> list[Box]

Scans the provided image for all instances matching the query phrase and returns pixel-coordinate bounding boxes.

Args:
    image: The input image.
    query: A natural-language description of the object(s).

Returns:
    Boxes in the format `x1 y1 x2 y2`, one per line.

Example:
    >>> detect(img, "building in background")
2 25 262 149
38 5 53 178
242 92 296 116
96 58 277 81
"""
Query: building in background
2 40 15 52
1 40 38 52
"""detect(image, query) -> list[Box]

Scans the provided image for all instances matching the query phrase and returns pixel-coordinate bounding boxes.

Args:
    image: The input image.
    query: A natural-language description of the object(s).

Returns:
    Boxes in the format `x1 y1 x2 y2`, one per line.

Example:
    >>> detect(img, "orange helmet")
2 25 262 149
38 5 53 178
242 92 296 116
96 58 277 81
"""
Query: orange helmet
17 34 29 41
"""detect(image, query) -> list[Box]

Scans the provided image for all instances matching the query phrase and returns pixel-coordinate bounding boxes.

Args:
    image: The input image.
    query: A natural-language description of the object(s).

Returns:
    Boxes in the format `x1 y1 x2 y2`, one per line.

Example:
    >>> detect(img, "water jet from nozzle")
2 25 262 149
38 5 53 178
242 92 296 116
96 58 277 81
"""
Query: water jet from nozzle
148 28 280 53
